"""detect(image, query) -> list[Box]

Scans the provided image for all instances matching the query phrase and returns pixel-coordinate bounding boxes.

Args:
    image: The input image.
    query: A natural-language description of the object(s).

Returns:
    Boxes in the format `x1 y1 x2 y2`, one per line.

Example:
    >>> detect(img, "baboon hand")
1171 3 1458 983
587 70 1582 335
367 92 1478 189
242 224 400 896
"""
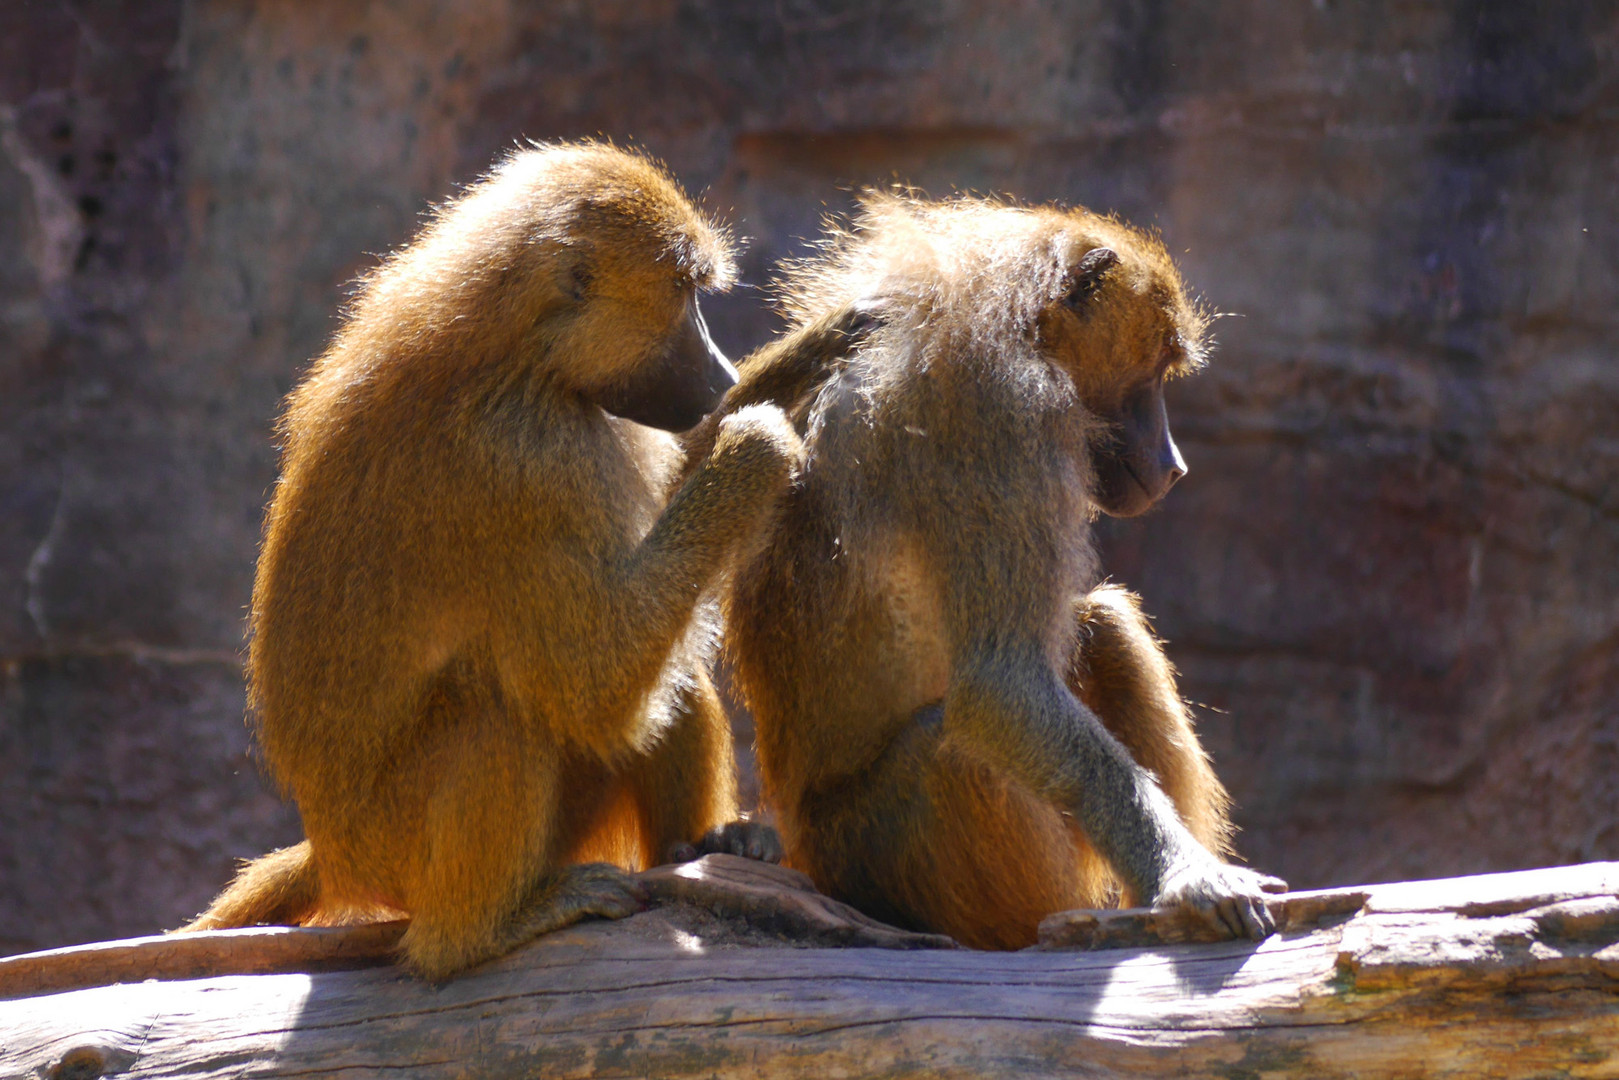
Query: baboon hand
1153 857 1289 941
711 404 807 485
826 295 896 342
667 819 784 865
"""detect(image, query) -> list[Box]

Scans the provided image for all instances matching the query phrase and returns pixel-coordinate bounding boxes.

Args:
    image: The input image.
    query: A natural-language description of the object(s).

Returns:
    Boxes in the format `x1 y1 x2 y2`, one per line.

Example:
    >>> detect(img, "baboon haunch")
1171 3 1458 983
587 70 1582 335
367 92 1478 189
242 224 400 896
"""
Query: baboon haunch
729 195 1286 950
182 143 805 979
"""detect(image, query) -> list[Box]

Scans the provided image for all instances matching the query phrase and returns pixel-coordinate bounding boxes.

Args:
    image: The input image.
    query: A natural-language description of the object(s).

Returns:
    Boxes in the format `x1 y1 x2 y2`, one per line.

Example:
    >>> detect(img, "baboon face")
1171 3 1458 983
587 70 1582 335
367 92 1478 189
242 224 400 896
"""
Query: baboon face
1042 240 1199 519
593 295 737 432
1089 371 1187 518
476 143 738 434
555 245 738 434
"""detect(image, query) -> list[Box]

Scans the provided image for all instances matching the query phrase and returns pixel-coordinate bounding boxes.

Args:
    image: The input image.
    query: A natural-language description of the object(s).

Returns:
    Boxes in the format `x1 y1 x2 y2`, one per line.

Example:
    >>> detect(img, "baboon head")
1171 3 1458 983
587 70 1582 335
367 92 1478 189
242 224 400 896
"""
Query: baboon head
1032 214 1208 519
589 292 735 432
380 142 739 433
777 193 1209 517
539 145 739 432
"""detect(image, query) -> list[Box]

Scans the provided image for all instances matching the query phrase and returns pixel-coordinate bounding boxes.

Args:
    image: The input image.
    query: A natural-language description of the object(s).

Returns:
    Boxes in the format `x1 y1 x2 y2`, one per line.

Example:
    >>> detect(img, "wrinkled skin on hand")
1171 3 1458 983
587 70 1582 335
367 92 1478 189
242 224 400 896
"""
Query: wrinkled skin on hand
1155 857 1289 940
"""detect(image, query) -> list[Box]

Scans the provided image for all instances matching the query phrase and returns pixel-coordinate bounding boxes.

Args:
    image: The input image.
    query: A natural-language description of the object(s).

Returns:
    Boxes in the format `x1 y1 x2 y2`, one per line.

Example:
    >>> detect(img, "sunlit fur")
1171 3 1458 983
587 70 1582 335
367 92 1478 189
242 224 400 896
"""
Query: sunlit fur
730 193 1234 950
181 143 804 979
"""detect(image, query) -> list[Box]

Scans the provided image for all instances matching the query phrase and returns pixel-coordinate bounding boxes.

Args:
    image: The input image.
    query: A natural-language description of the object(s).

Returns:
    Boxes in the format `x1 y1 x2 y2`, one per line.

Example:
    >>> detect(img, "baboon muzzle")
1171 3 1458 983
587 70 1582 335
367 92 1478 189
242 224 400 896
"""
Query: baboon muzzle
1092 379 1187 518
596 298 738 432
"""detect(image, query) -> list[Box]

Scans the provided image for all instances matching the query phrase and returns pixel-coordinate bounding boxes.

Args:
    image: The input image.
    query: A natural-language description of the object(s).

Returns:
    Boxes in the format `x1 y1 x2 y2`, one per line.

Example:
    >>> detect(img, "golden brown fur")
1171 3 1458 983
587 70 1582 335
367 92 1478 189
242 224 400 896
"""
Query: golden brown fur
729 194 1283 950
183 143 806 978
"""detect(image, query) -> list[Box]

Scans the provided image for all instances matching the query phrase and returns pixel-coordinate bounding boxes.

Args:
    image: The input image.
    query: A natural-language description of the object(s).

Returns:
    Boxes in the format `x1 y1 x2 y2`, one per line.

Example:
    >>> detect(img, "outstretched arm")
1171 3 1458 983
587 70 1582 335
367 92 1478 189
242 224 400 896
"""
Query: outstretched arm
931 471 1284 938
502 406 804 759
677 302 883 485
944 646 1284 939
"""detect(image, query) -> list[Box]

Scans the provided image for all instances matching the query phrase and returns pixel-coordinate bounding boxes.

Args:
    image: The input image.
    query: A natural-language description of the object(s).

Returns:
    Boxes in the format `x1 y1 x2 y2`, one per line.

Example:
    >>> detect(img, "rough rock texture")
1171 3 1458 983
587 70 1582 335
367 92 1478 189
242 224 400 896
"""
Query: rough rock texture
1 1 1615 953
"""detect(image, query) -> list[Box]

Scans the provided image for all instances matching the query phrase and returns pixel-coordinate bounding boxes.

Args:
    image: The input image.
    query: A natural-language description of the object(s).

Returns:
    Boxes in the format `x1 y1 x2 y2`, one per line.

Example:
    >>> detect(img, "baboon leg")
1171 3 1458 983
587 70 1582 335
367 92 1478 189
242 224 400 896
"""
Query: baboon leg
1065 584 1234 863
796 709 1105 951
396 714 642 980
623 670 781 865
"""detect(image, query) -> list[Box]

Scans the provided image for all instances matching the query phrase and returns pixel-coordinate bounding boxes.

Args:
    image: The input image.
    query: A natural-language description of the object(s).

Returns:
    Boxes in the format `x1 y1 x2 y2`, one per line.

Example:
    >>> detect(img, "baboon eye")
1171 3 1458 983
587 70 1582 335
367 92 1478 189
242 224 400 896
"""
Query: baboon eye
565 260 593 303
1062 246 1119 310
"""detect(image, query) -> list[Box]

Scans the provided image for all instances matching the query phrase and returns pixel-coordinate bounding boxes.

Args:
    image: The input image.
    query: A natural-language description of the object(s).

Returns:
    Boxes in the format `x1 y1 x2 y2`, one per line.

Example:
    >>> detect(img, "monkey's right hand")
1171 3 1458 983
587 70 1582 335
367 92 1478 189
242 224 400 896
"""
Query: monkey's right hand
829 294 895 341
708 404 807 489
1153 856 1289 941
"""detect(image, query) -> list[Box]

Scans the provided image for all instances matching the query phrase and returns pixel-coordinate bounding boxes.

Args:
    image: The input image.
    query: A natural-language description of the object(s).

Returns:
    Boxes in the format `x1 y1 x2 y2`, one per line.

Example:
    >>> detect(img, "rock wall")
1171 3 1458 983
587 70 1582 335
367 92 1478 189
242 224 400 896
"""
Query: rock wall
2 0 1614 953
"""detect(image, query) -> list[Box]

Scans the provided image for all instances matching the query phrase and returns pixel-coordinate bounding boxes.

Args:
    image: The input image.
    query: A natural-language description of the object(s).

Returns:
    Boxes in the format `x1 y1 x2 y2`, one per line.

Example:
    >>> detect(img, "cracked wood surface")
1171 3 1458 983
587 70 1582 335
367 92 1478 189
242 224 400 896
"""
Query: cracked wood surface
2 858 1616 1079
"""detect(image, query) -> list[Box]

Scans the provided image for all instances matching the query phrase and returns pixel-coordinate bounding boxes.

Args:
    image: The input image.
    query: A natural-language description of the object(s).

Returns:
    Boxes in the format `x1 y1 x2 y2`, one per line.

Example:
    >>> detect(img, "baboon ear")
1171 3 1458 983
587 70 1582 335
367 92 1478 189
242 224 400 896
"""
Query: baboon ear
1063 246 1119 309
563 254 593 304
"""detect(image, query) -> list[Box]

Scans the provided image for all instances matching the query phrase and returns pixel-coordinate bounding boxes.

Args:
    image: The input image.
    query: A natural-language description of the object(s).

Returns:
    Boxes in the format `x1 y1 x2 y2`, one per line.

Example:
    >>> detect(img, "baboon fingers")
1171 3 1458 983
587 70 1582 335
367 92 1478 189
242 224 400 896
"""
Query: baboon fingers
1156 858 1282 942
661 814 783 869
1187 890 1273 941
672 819 785 864
1231 894 1275 940
832 295 895 339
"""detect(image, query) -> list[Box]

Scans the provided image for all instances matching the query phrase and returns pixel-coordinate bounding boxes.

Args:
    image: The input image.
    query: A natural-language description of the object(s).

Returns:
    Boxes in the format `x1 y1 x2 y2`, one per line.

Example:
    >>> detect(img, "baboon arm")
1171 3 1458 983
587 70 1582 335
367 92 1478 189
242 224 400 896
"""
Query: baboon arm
1068 585 1233 857
678 303 878 483
505 408 799 758
942 652 1199 902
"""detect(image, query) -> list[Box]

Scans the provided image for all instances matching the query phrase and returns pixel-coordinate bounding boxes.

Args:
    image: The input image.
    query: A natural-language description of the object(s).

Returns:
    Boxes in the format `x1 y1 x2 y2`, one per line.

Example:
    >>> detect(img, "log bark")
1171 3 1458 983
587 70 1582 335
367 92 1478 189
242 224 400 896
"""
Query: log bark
2 858 1616 1079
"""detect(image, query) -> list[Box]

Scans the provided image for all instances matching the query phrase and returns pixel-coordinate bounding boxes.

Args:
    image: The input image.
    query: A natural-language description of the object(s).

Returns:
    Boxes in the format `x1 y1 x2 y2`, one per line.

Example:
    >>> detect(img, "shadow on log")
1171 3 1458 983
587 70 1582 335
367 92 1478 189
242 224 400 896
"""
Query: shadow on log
2 858 1616 1078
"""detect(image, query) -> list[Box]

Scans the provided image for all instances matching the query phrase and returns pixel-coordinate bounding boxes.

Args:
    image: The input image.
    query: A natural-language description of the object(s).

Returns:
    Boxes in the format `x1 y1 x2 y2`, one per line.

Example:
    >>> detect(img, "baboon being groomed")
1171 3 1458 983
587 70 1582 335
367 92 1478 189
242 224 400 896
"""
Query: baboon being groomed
182 143 814 979
728 194 1287 950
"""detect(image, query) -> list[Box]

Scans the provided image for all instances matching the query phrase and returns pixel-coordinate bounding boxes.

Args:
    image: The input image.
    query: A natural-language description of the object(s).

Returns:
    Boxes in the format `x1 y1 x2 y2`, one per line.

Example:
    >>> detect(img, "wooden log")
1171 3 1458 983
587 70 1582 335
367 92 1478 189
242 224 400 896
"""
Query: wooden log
2 858 1616 1079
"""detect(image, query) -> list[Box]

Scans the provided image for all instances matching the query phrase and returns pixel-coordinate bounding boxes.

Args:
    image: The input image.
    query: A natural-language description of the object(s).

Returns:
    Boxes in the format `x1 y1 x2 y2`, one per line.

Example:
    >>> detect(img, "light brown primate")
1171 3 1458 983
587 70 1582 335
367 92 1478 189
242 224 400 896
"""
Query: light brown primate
728 195 1287 951
182 143 809 979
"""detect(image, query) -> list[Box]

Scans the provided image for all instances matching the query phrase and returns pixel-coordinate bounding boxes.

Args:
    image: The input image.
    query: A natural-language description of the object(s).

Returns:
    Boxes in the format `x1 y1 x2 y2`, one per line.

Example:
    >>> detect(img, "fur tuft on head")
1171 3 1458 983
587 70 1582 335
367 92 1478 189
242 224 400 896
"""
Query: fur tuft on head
775 192 1207 375
502 141 737 291
338 142 734 363
299 140 737 420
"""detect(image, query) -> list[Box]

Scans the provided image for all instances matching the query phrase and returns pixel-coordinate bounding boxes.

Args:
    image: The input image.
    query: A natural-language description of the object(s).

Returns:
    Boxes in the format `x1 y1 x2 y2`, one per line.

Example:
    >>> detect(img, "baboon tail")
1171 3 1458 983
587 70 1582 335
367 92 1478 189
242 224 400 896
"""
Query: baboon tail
178 841 321 931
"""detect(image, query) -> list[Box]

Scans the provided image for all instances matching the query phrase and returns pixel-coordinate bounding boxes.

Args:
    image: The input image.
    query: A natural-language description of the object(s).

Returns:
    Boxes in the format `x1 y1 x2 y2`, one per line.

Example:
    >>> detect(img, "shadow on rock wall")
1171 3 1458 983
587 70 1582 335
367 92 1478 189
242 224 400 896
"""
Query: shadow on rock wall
1 1 1614 952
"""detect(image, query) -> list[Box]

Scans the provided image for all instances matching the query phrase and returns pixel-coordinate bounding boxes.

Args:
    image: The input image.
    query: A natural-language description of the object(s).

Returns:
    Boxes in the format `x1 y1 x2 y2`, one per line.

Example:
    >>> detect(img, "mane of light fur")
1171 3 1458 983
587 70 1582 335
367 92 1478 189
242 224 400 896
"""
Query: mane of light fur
775 191 1209 373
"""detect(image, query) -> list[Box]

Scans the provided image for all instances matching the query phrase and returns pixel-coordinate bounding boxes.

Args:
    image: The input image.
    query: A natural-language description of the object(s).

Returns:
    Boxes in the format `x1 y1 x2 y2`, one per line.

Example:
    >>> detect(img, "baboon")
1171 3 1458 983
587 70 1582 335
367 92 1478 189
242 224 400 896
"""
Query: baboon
183 143 817 979
728 194 1287 950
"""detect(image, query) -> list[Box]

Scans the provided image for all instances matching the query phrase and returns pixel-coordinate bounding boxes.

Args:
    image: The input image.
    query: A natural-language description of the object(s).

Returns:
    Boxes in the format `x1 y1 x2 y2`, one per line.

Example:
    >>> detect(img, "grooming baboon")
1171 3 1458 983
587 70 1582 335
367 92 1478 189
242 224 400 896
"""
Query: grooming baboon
728 195 1287 950
183 143 812 979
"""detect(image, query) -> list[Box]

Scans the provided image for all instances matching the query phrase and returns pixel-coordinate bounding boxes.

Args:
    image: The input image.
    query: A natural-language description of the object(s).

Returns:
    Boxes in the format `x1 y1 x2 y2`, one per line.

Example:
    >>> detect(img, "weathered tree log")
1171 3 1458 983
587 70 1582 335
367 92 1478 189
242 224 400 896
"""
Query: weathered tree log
2 858 1616 1079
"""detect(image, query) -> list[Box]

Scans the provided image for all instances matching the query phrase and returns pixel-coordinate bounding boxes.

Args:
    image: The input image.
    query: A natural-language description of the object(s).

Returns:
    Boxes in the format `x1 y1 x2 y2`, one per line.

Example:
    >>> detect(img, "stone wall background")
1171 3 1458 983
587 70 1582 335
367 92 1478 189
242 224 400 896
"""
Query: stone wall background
2 0 1614 955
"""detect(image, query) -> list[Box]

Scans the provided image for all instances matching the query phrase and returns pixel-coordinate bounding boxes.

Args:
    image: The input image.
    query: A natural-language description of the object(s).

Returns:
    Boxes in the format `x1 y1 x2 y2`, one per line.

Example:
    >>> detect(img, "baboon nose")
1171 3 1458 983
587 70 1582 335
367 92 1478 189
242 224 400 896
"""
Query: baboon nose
1162 435 1187 489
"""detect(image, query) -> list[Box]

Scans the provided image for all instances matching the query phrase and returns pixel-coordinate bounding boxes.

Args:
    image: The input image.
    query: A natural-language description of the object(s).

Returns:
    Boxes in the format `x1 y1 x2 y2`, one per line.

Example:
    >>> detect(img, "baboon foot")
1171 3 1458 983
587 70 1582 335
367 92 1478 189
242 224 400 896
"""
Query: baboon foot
401 862 647 980
522 861 648 933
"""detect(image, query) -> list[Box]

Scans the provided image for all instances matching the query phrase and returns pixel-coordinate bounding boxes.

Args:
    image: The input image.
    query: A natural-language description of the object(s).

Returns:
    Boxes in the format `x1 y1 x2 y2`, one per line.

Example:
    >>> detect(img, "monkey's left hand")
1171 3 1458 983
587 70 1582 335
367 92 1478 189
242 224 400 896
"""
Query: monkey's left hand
668 819 784 865
1154 858 1289 941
